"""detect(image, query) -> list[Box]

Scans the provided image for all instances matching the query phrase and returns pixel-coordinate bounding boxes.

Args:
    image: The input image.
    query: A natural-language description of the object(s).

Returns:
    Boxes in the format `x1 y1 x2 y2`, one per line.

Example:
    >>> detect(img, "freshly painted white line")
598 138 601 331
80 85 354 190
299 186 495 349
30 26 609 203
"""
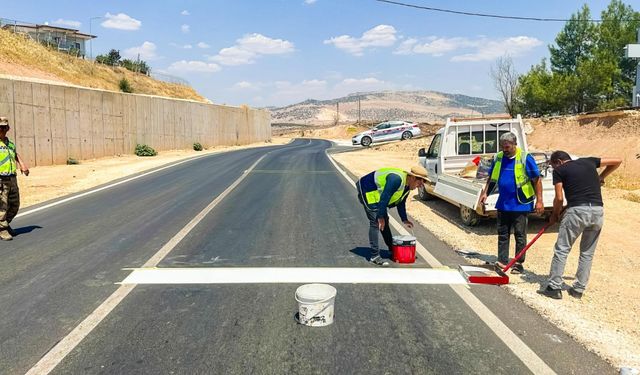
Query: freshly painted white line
120 267 468 285
325 150 556 375
26 154 269 375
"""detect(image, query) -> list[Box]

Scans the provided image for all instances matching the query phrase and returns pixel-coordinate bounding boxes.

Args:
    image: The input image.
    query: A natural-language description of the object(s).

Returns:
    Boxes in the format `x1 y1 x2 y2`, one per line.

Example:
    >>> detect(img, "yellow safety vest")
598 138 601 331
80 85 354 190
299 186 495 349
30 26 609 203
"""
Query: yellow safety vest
0 138 17 176
364 168 410 206
490 148 535 204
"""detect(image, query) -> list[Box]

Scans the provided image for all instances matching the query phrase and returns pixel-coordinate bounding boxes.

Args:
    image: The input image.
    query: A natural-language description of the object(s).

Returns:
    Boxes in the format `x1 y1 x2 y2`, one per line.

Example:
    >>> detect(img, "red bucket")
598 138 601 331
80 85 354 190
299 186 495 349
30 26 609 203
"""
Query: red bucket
391 235 416 263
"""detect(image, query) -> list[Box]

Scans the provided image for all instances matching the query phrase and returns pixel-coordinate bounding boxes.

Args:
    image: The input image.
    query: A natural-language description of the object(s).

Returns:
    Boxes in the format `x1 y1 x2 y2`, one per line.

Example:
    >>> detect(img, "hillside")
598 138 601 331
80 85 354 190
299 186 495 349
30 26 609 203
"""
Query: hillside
270 91 505 125
0 28 206 102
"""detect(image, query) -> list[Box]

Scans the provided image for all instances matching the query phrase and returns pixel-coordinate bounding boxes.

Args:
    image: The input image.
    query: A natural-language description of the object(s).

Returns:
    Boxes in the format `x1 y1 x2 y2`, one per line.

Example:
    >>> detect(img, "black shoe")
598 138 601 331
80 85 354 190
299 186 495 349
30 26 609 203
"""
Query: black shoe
537 286 562 299
568 288 583 299
369 255 390 267
7 226 15 236
511 263 525 274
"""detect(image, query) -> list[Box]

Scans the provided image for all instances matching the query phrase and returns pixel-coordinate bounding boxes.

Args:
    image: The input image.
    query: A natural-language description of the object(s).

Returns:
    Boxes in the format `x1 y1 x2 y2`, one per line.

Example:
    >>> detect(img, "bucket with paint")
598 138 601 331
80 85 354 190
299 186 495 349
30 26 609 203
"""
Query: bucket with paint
295 284 336 327
391 235 416 263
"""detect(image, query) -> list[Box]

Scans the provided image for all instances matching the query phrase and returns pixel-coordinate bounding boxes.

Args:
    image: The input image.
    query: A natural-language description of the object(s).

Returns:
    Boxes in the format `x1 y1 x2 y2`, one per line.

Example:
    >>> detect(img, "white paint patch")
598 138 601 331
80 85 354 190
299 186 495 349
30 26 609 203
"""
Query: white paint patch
120 267 467 285
325 150 556 375
26 154 270 375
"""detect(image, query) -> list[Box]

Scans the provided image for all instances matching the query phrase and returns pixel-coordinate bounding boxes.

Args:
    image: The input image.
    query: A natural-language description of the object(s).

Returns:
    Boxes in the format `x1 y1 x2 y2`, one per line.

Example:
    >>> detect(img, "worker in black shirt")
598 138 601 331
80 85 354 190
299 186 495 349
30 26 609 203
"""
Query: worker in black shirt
538 151 621 299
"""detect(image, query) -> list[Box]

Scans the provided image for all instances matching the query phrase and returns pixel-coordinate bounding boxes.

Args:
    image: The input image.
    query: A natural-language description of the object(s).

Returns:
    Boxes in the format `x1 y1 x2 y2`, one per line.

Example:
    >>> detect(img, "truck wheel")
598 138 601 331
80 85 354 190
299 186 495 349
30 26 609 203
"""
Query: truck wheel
401 131 412 140
418 185 434 201
361 136 372 147
460 206 480 226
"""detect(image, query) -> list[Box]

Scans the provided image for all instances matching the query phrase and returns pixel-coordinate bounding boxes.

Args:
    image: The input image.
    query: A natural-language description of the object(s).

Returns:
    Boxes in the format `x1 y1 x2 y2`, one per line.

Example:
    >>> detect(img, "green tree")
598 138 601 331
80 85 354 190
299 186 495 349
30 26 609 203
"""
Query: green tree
549 5 597 74
596 0 640 104
95 49 121 66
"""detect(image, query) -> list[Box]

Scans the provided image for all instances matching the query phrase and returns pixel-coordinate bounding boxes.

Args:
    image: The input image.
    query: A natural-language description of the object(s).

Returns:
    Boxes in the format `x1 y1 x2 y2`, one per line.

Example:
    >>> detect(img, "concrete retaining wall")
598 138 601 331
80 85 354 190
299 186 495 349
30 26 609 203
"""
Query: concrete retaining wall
0 77 271 166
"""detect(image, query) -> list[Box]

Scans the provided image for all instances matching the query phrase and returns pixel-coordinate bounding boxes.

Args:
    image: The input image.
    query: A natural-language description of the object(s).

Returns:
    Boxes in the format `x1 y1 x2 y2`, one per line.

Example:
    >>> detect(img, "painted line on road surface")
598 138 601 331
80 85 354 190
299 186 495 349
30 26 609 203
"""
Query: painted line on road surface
120 267 468 285
25 154 270 375
16 153 216 219
325 149 556 375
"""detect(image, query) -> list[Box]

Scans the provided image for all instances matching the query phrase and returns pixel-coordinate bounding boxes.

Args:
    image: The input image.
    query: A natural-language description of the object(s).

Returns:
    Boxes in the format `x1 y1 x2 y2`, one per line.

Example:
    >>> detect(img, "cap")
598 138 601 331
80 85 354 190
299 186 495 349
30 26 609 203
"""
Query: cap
407 165 428 181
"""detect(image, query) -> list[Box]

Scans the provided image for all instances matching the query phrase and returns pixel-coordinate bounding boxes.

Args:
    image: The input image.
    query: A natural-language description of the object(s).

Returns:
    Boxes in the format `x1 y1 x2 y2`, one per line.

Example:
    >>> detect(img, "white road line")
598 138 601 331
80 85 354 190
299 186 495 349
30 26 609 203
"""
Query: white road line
25 154 269 375
120 267 468 285
17 153 214 218
325 150 556 375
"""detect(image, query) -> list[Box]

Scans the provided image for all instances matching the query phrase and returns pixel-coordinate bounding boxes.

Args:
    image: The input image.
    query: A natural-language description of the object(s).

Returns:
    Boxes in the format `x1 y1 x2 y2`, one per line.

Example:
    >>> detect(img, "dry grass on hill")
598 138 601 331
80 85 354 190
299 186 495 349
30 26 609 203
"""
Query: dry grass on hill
0 29 206 102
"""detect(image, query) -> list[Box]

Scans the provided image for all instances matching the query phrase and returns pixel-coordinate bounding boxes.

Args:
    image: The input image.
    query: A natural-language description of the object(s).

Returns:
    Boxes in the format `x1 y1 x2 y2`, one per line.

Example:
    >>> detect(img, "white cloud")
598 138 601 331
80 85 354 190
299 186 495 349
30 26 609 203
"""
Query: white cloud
305 0 317 4
123 41 158 60
212 46 257 65
324 25 397 56
211 33 294 66
233 81 259 90
167 60 221 73
393 35 542 61
52 18 81 28
181 24 190 33
197 42 210 49
451 36 542 62
101 13 141 31
181 10 190 16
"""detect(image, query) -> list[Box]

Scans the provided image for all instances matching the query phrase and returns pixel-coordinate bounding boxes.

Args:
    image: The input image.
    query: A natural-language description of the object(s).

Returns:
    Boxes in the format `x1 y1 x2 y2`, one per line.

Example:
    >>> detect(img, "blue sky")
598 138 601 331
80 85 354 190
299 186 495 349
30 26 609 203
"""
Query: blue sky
2 0 620 107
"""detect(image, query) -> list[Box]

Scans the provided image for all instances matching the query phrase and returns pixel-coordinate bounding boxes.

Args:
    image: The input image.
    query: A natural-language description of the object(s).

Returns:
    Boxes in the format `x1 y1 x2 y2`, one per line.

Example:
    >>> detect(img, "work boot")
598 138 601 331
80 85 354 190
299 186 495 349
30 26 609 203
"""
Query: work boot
568 288 583 299
0 230 13 241
511 263 525 274
369 255 390 267
537 286 562 299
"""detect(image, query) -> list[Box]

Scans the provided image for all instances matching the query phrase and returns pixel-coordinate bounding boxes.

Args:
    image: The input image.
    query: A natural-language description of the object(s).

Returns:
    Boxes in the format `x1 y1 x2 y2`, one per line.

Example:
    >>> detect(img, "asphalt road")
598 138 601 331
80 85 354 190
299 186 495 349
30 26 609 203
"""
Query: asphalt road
0 139 614 374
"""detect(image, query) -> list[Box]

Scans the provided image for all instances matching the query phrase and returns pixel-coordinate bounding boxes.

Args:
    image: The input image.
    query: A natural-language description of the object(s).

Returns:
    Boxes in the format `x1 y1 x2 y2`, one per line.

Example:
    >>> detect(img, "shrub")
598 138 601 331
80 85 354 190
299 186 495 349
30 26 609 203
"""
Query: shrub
193 142 203 151
119 78 133 93
67 157 79 165
135 144 157 157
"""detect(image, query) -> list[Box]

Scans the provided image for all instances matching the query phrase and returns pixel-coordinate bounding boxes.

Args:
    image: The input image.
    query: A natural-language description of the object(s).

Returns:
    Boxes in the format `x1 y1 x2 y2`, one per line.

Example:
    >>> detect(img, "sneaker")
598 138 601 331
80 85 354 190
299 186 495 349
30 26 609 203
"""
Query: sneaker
511 263 525 274
0 230 13 241
537 286 562 299
568 288 583 299
370 255 390 267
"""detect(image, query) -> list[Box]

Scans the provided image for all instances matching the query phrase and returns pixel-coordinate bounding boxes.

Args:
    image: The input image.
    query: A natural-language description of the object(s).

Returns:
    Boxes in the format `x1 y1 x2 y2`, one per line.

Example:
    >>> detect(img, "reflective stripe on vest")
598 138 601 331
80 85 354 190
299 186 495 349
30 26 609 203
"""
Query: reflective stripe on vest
490 148 535 204
364 168 409 206
0 138 17 176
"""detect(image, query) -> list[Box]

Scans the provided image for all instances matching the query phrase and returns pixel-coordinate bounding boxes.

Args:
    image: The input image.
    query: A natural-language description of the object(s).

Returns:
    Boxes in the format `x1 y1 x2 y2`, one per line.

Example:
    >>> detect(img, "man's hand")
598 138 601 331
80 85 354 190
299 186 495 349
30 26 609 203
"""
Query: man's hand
377 217 385 231
479 192 487 204
535 200 544 215
403 220 414 229
20 167 29 176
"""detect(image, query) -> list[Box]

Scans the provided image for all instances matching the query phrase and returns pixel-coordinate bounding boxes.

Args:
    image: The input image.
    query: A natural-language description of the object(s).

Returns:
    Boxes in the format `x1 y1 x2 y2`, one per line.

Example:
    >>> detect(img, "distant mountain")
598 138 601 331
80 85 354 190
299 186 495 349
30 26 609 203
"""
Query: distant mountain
269 90 505 125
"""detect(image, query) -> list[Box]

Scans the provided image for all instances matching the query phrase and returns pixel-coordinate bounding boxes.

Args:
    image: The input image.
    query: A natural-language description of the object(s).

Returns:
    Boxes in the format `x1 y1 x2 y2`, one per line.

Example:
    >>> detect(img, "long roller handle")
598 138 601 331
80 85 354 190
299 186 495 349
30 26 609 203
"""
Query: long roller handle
502 224 549 273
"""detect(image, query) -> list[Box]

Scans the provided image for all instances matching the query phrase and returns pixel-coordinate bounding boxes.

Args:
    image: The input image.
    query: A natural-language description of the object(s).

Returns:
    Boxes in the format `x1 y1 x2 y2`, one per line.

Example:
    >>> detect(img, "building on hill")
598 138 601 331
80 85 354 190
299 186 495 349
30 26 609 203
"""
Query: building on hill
1 19 95 58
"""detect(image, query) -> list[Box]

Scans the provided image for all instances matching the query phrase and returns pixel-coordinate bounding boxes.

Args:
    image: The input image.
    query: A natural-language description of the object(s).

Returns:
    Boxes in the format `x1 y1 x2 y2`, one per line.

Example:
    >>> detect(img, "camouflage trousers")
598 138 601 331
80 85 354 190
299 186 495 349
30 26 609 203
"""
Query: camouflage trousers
0 176 20 231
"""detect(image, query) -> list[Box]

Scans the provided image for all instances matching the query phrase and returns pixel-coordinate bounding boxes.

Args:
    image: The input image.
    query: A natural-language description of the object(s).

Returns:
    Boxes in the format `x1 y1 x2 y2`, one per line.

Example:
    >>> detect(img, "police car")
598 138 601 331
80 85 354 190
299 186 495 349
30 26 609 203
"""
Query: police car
352 120 421 147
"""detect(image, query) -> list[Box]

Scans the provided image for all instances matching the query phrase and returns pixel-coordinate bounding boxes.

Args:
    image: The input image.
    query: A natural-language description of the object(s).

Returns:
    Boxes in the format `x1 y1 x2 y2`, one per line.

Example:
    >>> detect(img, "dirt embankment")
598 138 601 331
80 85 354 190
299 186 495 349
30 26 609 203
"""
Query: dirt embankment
322 111 640 369
0 29 205 102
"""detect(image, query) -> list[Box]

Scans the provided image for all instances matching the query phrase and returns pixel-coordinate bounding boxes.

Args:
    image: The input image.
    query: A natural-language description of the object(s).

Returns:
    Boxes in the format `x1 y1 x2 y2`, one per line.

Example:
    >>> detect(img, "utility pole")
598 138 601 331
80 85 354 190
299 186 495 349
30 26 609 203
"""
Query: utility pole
89 16 103 60
624 28 640 106
336 101 339 125
358 97 361 124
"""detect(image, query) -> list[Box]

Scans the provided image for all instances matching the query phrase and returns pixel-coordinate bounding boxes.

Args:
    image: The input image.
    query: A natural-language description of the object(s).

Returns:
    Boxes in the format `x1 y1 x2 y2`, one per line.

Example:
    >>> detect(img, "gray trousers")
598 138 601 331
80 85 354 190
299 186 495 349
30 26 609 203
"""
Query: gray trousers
548 206 604 293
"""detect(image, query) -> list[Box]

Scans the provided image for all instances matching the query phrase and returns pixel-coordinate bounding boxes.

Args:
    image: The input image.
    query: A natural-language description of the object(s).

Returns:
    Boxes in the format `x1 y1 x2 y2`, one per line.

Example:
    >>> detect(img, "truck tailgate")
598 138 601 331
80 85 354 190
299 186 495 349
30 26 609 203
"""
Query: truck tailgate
434 174 484 210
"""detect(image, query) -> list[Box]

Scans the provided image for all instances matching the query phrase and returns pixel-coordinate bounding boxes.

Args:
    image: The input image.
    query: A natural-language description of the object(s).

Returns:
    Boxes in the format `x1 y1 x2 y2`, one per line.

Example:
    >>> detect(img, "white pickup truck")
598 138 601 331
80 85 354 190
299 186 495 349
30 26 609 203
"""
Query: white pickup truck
417 115 556 226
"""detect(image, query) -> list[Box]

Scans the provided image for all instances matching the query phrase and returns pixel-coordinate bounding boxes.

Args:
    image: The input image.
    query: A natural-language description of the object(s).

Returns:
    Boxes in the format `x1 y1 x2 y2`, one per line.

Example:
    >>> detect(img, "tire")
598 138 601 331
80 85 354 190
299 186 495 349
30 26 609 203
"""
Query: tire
401 131 412 140
418 185 435 201
460 206 480 226
361 136 372 147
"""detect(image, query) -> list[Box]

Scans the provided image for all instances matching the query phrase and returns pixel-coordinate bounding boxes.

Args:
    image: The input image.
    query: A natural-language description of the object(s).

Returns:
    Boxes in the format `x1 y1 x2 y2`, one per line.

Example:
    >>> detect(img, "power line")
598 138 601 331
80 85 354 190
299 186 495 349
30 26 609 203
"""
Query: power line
376 0 604 22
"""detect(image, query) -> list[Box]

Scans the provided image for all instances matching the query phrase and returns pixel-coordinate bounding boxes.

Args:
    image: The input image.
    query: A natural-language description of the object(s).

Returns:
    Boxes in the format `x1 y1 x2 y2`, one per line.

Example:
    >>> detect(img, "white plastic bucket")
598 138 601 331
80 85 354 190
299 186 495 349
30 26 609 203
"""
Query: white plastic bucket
295 284 336 327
